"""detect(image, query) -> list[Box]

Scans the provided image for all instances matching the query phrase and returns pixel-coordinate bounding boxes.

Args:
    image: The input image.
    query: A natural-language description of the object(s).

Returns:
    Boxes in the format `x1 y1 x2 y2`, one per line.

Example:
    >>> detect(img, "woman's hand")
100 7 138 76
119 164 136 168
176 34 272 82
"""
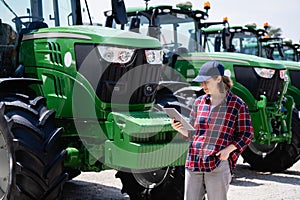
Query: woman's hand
216 144 237 160
171 118 189 137
171 118 183 131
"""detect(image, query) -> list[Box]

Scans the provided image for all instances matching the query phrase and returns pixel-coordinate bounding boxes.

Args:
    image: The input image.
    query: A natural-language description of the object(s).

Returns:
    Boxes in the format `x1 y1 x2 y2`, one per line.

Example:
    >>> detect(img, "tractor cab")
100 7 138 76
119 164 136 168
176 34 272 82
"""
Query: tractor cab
105 1 210 55
202 22 268 55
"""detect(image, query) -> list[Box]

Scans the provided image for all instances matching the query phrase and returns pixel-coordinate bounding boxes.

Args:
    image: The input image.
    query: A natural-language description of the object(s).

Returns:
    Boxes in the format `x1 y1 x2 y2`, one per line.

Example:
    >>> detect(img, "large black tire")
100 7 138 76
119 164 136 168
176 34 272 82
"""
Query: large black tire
116 166 185 200
0 93 68 200
242 109 300 172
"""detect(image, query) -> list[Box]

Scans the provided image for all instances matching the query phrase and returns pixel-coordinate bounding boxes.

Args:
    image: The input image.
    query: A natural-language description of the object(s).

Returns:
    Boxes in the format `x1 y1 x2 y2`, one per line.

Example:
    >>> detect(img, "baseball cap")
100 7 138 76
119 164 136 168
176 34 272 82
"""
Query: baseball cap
192 60 225 82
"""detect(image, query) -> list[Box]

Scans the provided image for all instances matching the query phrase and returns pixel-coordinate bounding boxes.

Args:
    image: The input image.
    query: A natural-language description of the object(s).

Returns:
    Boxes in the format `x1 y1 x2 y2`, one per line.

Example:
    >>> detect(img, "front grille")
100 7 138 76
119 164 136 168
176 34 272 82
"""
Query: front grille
234 66 283 102
289 70 300 90
75 44 161 105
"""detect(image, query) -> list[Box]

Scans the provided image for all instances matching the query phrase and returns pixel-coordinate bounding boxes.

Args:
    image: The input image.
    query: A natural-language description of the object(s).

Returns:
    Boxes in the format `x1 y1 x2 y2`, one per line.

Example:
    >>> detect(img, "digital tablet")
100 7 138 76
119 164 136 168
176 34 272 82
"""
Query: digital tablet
163 108 195 130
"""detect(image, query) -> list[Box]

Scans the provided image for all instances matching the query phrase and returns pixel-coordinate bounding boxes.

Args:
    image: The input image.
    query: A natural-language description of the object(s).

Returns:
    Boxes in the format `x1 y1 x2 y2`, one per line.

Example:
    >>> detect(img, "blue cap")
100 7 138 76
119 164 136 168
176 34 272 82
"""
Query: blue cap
192 60 224 82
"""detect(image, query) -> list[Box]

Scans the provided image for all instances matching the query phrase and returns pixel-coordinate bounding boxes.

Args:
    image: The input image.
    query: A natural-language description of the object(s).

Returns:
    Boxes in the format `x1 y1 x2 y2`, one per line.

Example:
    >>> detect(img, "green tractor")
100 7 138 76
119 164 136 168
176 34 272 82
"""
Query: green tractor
104 1 300 172
256 37 300 111
201 21 300 171
0 0 191 199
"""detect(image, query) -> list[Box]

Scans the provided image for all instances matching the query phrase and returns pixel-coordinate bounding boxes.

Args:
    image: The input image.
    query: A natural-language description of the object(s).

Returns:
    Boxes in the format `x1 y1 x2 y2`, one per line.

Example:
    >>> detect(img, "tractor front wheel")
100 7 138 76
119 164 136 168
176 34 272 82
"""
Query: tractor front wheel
0 94 67 199
116 166 184 200
242 110 300 172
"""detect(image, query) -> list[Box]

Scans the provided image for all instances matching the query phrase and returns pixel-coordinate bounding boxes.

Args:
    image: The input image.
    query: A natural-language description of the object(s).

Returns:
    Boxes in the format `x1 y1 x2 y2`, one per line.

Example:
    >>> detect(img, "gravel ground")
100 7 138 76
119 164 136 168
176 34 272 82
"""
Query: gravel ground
63 158 300 200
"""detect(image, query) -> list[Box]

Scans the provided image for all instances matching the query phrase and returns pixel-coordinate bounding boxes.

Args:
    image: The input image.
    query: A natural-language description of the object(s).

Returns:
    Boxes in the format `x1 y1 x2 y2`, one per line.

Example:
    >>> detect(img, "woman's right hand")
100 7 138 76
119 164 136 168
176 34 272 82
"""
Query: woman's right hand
171 118 183 131
171 118 189 137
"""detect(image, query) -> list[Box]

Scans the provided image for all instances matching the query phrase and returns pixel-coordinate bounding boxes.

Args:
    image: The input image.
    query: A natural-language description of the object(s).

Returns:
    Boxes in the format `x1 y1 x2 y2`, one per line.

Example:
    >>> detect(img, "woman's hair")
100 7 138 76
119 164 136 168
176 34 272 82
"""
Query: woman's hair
213 75 233 92
222 76 233 90
212 75 233 92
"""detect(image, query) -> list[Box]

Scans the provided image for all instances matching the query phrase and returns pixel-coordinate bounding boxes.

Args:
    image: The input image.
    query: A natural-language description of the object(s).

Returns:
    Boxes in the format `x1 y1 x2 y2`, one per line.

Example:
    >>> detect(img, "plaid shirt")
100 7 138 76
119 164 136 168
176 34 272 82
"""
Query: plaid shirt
186 91 254 172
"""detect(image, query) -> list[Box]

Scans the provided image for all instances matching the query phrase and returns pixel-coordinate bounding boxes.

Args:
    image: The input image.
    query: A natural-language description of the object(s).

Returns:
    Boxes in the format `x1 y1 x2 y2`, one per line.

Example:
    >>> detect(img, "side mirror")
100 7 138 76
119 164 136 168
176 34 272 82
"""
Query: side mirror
214 35 221 52
278 43 285 58
111 0 128 24
222 27 231 50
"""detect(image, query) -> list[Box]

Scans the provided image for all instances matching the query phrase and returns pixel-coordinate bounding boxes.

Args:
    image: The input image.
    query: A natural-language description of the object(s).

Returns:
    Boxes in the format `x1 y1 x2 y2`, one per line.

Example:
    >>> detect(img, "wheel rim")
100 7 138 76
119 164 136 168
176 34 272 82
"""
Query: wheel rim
132 167 170 189
248 142 277 157
0 132 11 199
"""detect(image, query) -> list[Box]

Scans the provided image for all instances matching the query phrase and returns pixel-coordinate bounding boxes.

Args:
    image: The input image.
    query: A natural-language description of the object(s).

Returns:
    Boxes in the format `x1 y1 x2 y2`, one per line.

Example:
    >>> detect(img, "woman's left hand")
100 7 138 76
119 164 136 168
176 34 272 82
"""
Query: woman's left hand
216 144 237 160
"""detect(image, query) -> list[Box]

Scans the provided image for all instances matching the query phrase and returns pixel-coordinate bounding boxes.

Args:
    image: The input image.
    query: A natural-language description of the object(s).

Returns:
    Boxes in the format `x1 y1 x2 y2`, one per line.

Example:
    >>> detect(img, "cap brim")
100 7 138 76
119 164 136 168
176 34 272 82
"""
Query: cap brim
192 75 211 82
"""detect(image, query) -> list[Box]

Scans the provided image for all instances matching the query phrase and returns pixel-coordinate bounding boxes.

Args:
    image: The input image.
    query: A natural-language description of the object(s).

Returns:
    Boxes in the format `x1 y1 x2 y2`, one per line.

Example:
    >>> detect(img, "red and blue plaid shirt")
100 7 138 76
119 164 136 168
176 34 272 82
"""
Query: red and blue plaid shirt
186 91 254 172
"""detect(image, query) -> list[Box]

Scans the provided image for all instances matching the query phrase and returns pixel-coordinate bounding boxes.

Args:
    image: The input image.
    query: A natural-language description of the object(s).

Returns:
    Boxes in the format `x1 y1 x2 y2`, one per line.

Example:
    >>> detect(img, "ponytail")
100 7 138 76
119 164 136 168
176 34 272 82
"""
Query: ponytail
222 76 233 90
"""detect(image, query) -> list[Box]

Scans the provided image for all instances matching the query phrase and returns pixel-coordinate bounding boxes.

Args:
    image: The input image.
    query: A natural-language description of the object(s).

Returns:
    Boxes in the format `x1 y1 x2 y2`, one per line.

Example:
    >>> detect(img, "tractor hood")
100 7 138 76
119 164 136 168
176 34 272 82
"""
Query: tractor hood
177 52 286 70
278 60 300 70
22 26 162 49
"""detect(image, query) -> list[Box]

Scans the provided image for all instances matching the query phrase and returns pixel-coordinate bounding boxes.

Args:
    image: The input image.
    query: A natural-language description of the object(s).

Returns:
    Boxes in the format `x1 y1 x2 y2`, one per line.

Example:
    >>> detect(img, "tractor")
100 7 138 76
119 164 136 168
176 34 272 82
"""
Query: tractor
0 0 191 199
104 0 300 173
201 21 300 171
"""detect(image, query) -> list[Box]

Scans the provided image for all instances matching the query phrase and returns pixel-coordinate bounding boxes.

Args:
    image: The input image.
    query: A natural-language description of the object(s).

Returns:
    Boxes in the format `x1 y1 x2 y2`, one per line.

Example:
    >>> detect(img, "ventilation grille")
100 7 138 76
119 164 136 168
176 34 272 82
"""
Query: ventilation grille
47 42 63 66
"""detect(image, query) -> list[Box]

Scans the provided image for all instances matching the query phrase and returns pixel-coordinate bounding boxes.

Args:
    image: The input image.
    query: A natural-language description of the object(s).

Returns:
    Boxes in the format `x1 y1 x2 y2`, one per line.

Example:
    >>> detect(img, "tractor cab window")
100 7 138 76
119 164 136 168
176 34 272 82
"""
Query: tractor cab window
282 46 296 61
126 13 198 54
203 32 225 52
43 0 73 27
45 0 103 27
271 45 295 61
203 29 259 55
156 13 197 53
260 38 285 60
0 0 30 32
230 30 258 55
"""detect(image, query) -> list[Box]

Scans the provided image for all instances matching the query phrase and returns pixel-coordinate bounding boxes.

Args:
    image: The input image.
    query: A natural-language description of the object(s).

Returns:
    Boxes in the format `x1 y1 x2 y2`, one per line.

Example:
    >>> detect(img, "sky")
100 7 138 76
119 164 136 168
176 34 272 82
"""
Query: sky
0 0 299 43
96 0 300 43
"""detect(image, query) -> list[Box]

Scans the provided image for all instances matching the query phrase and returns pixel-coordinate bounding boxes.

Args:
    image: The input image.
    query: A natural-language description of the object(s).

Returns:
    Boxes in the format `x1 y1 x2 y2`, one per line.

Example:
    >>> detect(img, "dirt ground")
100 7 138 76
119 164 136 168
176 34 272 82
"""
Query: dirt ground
63 158 300 200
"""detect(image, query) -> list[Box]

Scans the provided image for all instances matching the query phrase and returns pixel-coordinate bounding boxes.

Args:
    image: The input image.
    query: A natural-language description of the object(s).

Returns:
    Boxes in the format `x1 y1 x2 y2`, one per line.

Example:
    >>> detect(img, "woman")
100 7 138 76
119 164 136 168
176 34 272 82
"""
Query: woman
171 60 254 200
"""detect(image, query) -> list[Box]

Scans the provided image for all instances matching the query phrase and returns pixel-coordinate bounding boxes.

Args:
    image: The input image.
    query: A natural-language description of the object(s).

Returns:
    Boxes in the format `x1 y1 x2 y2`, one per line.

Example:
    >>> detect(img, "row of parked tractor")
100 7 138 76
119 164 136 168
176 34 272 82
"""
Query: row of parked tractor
0 0 299 199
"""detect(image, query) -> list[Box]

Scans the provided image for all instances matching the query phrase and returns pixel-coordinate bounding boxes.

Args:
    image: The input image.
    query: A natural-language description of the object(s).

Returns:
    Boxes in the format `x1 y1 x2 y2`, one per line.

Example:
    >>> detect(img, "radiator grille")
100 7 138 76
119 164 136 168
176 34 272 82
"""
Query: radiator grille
75 45 162 105
289 70 300 90
234 66 284 102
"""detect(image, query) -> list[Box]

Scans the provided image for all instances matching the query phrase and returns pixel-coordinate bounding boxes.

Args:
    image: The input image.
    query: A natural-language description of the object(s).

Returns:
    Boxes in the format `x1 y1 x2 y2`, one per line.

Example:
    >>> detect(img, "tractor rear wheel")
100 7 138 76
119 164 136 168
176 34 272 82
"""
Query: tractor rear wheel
0 93 67 200
242 110 300 172
116 166 184 200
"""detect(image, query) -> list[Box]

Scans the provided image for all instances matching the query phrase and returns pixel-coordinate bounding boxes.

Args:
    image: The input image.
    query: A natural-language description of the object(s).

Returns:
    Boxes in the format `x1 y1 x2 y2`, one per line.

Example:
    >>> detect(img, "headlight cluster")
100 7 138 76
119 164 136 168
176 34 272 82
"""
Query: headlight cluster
98 46 163 65
98 46 135 64
254 67 275 79
145 50 163 64
254 68 287 80
280 70 288 80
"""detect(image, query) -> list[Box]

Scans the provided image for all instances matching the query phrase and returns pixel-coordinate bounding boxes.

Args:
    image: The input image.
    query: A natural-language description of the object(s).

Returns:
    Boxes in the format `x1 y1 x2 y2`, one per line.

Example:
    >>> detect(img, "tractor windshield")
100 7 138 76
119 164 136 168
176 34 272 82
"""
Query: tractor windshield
273 45 295 61
0 0 105 31
230 30 258 55
125 13 198 54
259 38 285 60
0 0 30 26
273 43 300 62
204 29 259 55
0 0 72 30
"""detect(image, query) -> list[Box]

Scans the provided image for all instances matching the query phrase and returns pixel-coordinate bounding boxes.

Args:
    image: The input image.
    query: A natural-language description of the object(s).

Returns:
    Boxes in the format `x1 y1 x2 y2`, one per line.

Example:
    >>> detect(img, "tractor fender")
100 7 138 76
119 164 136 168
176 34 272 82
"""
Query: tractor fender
0 78 42 95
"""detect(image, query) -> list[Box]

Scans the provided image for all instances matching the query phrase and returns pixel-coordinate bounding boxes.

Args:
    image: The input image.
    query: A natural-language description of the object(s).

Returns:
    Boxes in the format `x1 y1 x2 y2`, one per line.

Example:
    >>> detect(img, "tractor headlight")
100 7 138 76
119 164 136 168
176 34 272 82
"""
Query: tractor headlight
254 67 275 79
97 46 135 64
145 50 163 64
280 69 288 80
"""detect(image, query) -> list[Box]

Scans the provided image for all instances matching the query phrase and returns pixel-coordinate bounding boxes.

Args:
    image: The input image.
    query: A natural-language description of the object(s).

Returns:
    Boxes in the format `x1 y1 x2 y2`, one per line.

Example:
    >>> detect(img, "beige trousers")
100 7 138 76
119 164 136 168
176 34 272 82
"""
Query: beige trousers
184 160 232 200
